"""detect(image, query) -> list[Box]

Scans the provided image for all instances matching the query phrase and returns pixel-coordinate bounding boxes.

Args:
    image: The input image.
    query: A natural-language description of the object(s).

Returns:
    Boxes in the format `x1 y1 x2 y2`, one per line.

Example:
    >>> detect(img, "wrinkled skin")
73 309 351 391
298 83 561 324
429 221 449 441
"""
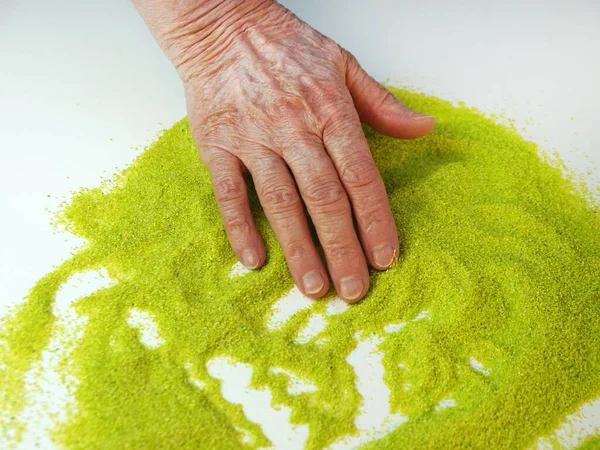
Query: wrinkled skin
133 0 435 302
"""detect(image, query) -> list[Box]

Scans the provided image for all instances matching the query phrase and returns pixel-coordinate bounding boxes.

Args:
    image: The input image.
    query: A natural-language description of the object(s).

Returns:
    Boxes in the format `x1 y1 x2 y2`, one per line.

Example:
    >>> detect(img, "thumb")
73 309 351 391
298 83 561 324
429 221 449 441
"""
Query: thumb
343 49 435 139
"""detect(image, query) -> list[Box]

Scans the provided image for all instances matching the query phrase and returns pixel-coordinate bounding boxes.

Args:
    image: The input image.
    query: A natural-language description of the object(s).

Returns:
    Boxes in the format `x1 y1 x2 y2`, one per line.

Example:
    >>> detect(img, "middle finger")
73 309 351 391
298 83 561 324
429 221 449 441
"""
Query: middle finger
282 139 369 303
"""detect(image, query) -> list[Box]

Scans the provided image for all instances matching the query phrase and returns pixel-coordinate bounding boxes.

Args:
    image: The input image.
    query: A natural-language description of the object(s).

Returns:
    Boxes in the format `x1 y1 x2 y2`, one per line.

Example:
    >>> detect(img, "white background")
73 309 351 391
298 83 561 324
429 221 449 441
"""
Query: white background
1 0 599 448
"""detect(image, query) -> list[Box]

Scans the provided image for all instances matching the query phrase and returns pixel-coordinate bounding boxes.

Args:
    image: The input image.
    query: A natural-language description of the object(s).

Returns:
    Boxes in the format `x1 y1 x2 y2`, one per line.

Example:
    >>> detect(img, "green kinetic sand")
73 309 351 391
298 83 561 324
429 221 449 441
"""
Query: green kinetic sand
577 435 600 450
1 88 599 449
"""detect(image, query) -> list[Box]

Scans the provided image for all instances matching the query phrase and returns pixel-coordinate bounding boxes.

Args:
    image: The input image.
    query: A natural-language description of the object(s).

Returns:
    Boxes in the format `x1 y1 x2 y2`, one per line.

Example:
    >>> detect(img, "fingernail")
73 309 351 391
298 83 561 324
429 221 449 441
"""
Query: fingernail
242 248 259 270
413 114 434 121
373 243 395 269
302 271 325 295
340 276 364 302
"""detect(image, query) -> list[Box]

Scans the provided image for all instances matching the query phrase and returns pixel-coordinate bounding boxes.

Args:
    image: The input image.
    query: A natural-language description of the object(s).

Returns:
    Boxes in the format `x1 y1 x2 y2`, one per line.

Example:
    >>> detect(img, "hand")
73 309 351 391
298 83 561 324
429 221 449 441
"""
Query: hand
134 0 435 302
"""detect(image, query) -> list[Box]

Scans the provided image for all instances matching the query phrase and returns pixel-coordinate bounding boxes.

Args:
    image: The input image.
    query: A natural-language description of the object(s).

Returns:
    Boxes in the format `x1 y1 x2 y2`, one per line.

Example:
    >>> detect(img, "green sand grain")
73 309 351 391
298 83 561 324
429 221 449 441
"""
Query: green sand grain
1 88 599 449
578 435 600 450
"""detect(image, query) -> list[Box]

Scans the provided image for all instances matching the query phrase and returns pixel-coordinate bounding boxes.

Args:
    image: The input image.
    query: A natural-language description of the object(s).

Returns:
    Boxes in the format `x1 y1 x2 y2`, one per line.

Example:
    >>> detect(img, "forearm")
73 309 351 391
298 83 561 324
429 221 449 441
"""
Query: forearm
132 0 276 80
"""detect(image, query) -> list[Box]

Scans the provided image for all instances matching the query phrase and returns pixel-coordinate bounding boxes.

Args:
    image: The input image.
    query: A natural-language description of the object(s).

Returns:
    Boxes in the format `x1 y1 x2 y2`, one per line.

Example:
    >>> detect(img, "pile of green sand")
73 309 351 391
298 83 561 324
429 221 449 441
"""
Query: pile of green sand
1 88 599 449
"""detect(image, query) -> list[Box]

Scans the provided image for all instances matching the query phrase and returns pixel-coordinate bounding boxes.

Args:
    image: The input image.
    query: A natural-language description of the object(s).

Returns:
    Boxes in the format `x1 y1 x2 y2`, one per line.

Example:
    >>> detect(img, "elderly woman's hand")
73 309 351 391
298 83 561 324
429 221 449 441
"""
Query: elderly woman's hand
134 0 434 302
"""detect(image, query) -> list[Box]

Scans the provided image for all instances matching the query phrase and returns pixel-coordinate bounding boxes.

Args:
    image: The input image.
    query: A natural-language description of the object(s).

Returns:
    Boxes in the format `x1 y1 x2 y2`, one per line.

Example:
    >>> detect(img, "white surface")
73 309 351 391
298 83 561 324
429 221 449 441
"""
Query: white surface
1 0 599 448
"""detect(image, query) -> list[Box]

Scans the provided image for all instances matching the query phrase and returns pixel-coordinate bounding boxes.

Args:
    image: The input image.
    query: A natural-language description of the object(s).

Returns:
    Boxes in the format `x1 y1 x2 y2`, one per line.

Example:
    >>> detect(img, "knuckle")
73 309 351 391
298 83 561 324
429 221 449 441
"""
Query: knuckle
380 89 396 107
272 94 306 115
225 217 251 242
297 73 322 92
323 109 355 136
195 107 242 140
285 241 308 262
310 84 345 108
357 207 390 234
324 240 362 264
340 157 380 189
374 89 397 115
278 134 321 159
302 180 347 210
327 41 345 60
261 182 301 214
213 175 246 204
323 104 356 133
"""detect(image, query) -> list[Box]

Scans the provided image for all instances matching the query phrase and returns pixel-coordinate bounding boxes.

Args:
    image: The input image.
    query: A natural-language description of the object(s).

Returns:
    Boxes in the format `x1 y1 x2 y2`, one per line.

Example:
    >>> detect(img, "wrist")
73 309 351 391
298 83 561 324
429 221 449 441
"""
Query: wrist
133 0 277 82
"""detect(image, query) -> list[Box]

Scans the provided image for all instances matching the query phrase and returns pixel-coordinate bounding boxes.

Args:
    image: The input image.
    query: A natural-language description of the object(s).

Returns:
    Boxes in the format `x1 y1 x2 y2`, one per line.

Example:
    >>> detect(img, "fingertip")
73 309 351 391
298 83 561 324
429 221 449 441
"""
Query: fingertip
412 113 436 122
256 239 267 268
370 242 398 271
241 248 260 270
344 58 435 140
408 113 436 137
375 110 436 140
300 270 330 299
240 238 266 270
338 274 369 304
